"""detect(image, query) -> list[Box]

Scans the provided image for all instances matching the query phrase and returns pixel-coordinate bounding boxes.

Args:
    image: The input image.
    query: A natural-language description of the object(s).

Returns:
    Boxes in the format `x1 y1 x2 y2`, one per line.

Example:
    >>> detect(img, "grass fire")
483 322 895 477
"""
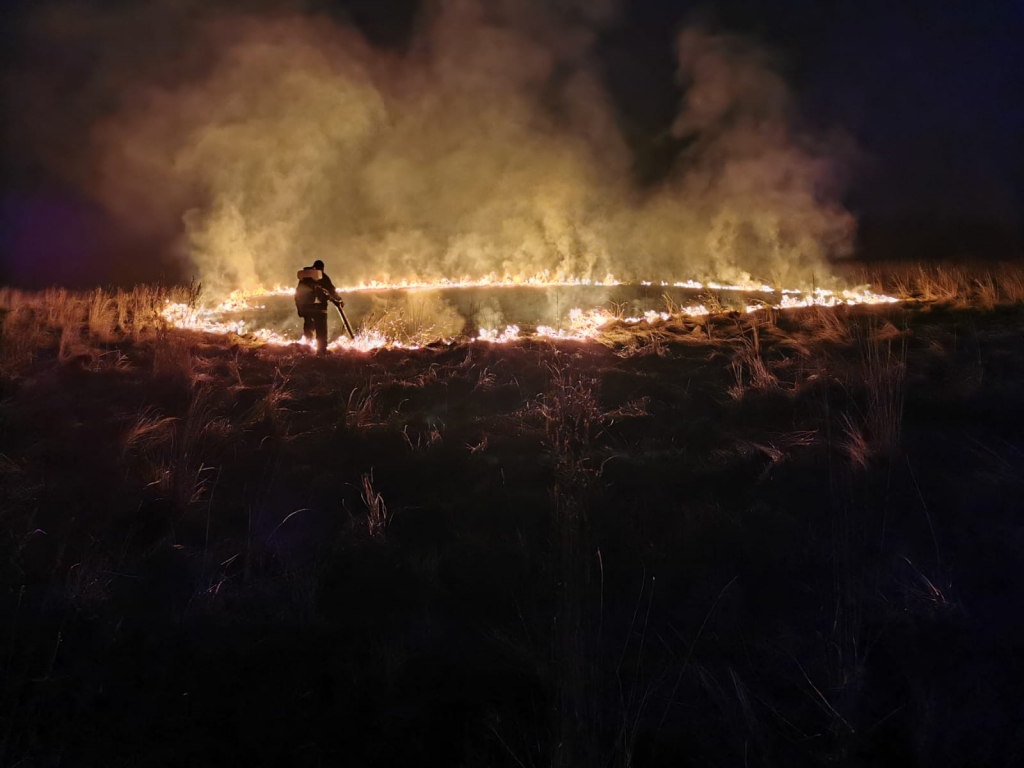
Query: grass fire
3 0 1024 765
159 273 899 352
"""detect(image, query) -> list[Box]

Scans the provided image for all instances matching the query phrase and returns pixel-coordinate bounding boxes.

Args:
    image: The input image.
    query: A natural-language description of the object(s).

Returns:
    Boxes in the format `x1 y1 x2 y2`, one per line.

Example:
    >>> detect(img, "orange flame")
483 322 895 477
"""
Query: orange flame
162 273 899 351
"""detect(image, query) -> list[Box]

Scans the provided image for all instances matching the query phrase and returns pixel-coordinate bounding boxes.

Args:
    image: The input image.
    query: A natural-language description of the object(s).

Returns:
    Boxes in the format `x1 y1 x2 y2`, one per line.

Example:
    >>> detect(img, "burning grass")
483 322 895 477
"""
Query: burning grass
157 270 901 352
3 263 1024 765
7 262 1024 370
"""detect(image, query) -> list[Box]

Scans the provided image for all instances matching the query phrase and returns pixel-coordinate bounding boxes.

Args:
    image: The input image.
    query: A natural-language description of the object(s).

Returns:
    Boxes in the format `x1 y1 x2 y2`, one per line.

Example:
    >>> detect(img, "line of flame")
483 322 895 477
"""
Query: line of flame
203 272 894 314
161 273 899 351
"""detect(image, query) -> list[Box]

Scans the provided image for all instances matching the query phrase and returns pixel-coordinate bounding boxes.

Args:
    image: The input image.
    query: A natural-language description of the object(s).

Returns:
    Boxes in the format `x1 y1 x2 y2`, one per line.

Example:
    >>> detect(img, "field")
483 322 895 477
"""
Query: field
2 263 1024 766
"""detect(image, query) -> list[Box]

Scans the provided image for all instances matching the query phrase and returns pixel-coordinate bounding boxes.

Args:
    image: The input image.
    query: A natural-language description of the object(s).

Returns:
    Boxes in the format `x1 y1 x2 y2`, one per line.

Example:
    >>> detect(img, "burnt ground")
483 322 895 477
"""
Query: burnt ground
2 300 1024 766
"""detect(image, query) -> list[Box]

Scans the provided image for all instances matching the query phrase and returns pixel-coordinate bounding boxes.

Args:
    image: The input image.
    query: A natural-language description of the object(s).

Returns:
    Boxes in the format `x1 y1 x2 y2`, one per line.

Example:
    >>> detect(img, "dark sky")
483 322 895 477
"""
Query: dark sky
604 0 1024 255
2 0 1022 286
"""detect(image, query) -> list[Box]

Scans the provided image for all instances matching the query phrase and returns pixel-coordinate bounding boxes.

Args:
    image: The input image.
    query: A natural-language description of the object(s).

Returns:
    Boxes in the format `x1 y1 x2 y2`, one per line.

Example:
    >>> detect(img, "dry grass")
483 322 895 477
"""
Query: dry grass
122 407 178 456
166 389 230 510
88 288 118 342
615 328 670 358
856 261 1024 308
152 330 197 382
0 283 204 377
997 264 1024 303
860 333 908 457
540 363 604 475
802 305 855 345
361 470 391 539
0 306 48 375
346 380 386 430
120 385 232 510
58 318 89 363
2 262 1019 381
4 268 1024 767
838 324 908 468
358 293 465 345
401 423 444 451
727 321 780 400
246 368 295 435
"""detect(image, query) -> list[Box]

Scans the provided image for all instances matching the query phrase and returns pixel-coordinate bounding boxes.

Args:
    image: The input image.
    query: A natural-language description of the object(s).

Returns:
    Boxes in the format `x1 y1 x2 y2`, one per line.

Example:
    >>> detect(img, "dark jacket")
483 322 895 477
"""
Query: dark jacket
296 268 341 315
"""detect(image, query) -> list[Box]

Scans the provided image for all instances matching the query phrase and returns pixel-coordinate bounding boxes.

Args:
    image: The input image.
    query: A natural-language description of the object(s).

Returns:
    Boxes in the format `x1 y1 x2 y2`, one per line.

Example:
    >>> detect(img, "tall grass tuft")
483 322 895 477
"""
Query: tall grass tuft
540 361 613 765
168 388 228 510
152 330 196 385
728 321 779 400
997 263 1024 304
840 323 908 467
361 470 391 539
346 379 385 430
0 306 48 375
120 388 228 513
122 407 178 457
57 320 87 363
247 368 294 435
861 261 1024 308
0 284 202 376
87 289 117 342
540 363 604 483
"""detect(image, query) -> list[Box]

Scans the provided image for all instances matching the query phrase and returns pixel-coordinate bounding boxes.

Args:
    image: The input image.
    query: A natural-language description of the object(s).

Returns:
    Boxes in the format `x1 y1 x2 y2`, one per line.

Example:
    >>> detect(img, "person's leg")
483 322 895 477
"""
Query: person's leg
302 315 315 343
315 313 328 354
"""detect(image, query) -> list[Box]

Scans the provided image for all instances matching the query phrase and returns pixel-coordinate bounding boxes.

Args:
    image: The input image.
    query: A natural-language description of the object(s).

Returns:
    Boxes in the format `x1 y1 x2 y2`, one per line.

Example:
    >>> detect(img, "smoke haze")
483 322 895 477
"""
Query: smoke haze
6 0 856 294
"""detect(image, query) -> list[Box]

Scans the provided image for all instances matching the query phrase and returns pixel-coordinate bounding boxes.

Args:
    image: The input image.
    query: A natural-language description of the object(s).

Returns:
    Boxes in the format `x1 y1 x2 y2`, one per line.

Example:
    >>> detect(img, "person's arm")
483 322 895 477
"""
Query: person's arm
321 274 343 306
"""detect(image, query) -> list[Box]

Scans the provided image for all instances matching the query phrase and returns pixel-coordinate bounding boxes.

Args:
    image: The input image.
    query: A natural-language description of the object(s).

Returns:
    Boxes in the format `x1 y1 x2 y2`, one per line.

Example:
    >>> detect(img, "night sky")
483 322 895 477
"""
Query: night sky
2 0 1022 287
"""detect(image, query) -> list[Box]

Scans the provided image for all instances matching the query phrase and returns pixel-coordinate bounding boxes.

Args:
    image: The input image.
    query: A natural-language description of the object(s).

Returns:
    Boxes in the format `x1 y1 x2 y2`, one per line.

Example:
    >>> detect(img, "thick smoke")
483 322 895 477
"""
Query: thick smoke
660 27 855 285
12 0 855 294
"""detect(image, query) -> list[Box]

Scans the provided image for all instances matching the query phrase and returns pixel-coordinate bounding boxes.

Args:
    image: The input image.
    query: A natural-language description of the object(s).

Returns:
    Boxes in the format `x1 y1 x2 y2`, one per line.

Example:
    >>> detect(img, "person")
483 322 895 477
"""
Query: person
294 259 344 355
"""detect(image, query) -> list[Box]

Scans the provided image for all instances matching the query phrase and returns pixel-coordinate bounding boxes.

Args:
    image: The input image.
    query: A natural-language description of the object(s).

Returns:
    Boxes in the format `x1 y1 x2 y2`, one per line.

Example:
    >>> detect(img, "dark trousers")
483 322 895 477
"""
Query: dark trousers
301 311 329 354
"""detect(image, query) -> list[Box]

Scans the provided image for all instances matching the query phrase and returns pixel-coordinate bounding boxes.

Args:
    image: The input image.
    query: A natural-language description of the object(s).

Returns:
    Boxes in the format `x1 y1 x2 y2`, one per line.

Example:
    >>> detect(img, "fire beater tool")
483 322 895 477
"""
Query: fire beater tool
333 300 355 340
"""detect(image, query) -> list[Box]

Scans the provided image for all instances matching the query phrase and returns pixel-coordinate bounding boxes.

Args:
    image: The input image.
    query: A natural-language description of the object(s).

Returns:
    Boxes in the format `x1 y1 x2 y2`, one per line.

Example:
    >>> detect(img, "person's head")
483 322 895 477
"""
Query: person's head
312 260 325 271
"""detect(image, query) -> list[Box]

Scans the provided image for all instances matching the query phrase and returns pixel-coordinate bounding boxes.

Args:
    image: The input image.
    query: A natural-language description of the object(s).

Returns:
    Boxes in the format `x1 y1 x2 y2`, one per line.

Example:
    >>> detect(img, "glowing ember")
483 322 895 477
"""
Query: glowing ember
160 273 899 352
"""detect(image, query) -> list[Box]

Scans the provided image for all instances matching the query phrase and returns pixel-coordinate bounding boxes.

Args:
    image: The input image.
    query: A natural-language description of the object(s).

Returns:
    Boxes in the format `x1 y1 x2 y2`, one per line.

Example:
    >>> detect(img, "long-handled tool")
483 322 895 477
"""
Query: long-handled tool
332 300 355 340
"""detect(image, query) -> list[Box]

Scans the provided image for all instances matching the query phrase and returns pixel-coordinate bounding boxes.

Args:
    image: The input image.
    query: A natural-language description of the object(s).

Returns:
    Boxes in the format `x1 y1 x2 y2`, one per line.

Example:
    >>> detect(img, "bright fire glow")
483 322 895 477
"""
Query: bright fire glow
161 272 899 351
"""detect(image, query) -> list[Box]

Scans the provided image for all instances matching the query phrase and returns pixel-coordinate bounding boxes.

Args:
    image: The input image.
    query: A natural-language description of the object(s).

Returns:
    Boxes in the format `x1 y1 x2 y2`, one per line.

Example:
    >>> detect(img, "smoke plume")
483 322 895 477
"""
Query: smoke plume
9 0 855 294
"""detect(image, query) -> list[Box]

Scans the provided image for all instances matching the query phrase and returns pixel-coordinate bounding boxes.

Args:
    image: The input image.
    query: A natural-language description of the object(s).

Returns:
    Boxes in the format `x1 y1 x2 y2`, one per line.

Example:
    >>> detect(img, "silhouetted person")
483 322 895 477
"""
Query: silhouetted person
295 259 343 355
